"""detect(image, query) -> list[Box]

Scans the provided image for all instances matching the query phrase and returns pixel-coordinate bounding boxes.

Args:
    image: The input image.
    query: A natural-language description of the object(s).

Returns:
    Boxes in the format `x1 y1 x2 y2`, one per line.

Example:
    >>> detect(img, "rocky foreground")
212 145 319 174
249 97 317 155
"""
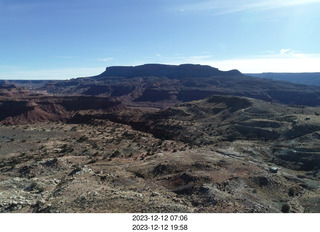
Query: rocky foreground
0 95 319 213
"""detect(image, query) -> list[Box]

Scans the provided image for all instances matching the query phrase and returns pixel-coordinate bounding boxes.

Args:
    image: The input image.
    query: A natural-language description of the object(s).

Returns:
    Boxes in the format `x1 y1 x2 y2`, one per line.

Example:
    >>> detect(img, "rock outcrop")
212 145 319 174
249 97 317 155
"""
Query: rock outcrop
0 96 125 125
0 84 31 97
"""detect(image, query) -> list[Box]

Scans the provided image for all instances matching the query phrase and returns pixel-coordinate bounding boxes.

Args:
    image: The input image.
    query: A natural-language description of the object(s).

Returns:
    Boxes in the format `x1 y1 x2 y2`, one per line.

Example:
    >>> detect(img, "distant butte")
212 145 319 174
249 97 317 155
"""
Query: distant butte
96 64 242 79
33 63 320 108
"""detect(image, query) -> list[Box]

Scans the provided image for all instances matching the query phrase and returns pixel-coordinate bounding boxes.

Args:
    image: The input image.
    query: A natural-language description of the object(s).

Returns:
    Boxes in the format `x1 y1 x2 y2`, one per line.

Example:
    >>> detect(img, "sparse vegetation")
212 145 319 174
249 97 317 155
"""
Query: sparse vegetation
77 135 88 143
0 89 320 213
111 150 121 158
281 203 290 213
27 182 45 193
288 187 295 197
60 144 74 153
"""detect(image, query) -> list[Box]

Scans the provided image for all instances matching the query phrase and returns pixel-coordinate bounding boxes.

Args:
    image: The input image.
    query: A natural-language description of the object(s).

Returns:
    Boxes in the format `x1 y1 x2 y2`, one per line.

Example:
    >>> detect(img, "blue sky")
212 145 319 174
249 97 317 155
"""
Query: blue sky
1 0 320 79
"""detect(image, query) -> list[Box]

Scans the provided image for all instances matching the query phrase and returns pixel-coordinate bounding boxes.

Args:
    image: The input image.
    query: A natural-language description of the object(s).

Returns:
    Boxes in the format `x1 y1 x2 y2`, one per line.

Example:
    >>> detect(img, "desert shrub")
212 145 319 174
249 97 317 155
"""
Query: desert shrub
288 187 295 197
77 135 88 143
27 182 44 193
60 144 74 153
145 151 153 157
111 150 121 158
45 157 58 167
68 165 82 176
74 165 82 172
88 158 97 164
281 203 290 213
91 142 98 149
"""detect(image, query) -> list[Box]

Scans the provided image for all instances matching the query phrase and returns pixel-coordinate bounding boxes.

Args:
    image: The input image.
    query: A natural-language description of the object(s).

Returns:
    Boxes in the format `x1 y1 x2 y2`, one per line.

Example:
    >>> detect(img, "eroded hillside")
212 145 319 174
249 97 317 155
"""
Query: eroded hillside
0 95 319 213
0 96 125 125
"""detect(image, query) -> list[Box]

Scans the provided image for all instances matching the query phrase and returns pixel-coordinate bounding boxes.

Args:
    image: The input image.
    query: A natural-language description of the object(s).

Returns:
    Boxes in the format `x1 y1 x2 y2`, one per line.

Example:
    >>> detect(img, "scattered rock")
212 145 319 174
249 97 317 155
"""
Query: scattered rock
269 167 278 173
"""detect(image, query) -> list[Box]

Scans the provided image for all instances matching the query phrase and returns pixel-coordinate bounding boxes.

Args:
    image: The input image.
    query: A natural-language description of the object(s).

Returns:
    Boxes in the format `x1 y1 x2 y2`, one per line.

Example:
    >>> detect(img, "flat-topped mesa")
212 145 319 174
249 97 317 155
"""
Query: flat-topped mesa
96 64 242 79
36 63 320 107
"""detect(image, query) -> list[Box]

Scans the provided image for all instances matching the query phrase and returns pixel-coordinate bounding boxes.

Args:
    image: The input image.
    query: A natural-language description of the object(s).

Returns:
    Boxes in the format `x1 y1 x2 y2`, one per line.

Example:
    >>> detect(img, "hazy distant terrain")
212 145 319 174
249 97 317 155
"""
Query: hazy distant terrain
248 73 320 87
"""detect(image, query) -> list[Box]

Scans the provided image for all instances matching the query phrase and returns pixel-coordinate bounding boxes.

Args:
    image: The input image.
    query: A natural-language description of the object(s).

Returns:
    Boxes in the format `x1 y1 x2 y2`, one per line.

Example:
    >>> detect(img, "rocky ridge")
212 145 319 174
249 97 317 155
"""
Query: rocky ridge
38 64 320 108
0 96 125 125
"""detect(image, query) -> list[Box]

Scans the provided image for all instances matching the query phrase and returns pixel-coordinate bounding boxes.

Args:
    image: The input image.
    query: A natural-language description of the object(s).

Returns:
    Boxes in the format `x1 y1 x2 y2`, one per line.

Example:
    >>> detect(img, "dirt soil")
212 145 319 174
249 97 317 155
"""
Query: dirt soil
1 118 319 213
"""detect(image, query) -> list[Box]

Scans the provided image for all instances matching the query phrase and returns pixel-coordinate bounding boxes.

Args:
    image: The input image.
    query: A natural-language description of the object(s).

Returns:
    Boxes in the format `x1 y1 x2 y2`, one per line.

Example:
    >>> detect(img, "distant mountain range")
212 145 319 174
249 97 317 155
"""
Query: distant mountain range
248 72 320 86
45 64 320 107
3 64 320 107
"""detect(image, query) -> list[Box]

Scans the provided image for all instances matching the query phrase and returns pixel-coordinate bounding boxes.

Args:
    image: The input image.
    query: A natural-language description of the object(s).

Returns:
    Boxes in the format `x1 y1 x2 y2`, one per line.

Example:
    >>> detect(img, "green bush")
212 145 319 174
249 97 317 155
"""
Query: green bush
281 203 290 213
111 150 121 158
60 144 74 153
27 182 45 193
288 187 295 197
77 135 88 143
